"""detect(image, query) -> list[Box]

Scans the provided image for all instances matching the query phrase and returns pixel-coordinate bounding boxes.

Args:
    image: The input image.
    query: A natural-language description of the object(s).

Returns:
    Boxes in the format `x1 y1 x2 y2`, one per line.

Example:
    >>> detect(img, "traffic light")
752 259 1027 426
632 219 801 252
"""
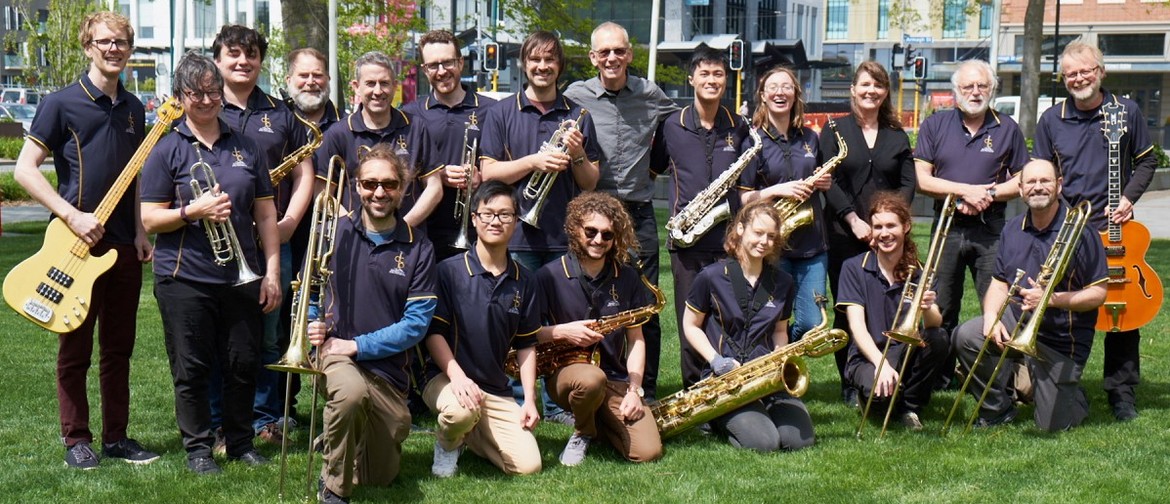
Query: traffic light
729 39 745 71
912 56 928 80
891 43 905 70
484 42 499 72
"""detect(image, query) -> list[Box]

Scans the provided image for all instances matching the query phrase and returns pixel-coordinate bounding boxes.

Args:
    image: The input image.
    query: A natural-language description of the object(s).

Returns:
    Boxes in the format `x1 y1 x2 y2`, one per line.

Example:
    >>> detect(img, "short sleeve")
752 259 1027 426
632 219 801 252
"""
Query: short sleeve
685 267 714 314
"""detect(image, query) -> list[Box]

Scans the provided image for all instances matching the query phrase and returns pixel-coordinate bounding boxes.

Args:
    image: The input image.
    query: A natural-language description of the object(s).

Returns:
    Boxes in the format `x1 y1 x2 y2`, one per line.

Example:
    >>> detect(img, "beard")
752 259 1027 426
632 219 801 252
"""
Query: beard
290 89 326 113
1025 192 1056 211
957 95 989 116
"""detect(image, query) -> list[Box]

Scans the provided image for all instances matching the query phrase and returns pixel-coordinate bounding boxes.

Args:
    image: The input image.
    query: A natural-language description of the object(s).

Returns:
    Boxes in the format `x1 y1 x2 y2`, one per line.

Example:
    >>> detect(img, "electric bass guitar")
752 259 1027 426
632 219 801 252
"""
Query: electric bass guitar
3 98 183 333
1096 102 1163 332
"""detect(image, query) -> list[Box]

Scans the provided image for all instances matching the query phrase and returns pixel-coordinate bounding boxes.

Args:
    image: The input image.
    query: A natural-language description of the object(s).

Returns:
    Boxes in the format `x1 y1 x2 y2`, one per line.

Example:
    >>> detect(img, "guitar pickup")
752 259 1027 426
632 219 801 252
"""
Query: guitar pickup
46 267 75 288
1105 245 1126 256
35 283 64 304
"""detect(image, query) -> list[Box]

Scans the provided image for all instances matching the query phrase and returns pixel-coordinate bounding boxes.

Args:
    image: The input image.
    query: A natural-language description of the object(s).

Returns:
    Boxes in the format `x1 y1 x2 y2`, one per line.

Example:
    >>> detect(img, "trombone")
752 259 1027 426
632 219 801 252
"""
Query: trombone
520 108 587 228
452 122 478 250
189 142 261 286
856 194 957 439
267 155 345 500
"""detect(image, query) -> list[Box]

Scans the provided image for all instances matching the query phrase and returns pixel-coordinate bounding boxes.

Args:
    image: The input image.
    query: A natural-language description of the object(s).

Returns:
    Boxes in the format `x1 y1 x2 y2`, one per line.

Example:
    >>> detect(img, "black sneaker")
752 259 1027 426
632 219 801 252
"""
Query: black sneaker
843 388 861 410
187 456 222 475
974 407 1018 429
1113 402 1138 422
102 438 160 465
318 478 350 504
229 450 269 466
64 441 100 470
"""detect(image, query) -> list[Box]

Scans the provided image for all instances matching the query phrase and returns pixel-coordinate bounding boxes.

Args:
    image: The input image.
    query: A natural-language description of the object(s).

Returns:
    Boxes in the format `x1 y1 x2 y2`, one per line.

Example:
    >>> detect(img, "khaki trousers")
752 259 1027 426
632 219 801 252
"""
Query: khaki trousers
319 355 411 497
548 364 663 462
424 375 542 475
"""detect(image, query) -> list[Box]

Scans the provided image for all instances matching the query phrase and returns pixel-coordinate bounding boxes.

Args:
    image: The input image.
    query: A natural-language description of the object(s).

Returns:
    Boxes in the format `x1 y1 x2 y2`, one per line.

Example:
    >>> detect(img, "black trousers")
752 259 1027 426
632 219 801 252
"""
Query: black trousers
669 247 724 388
847 327 949 415
155 275 262 459
1103 329 1141 407
827 229 869 389
625 201 662 399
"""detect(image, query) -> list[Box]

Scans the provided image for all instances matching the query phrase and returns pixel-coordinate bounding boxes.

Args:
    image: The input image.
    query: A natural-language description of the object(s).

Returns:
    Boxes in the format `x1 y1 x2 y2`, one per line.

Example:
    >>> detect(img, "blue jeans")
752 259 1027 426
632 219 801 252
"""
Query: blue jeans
778 252 828 342
509 250 566 417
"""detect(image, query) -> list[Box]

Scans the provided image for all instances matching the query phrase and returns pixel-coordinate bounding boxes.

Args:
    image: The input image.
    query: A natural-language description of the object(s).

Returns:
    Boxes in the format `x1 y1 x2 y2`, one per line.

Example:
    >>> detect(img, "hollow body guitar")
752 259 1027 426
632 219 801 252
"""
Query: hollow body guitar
2 99 183 333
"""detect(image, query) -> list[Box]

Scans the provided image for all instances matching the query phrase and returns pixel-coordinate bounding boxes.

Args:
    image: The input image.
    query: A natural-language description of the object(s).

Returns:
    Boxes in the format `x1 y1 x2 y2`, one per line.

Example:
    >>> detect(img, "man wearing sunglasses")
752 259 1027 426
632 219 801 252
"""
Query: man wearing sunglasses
534 192 664 467
564 21 678 401
307 143 437 502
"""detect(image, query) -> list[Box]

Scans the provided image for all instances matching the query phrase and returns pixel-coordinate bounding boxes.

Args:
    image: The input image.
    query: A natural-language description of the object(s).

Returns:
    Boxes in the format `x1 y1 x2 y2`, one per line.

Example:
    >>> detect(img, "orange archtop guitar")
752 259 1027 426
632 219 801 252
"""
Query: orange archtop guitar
3 98 182 333
1096 102 1163 332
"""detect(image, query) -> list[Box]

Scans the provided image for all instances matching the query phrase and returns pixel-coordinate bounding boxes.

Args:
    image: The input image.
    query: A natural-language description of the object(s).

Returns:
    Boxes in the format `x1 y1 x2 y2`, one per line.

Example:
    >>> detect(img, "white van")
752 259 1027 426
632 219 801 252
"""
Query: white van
1 87 42 106
993 95 1060 124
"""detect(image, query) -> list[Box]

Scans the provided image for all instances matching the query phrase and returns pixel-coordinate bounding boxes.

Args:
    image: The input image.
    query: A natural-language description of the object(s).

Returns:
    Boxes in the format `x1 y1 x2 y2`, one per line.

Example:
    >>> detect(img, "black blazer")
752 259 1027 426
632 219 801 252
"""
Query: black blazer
821 114 915 240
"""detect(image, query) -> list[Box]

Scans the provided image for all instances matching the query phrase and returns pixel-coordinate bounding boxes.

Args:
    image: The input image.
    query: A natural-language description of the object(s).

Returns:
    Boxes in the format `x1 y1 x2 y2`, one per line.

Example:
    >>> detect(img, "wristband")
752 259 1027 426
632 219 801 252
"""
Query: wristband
572 156 586 166
179 205 193 224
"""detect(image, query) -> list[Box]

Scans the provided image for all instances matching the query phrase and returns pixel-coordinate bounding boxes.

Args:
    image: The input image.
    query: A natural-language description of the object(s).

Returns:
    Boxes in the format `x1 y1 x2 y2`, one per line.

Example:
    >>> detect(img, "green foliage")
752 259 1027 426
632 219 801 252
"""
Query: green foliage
2 0 105 91
338 0 426 85
496 0 598 85
0 170 56 201
0 137 25 159
1153 143 1170 168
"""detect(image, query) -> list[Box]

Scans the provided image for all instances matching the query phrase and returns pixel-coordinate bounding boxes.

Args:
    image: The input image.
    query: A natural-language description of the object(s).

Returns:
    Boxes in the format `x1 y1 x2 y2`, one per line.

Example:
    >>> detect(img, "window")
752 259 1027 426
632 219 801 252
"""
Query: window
1100 34 1165 57
826 0 848 40
193 0 216 39
728 0 744 35
877 0 889 40
140 26 154 39
757 0 777 40
1013 34 1079 59
943 0 966 39
979 3 992 38
692 4 713 35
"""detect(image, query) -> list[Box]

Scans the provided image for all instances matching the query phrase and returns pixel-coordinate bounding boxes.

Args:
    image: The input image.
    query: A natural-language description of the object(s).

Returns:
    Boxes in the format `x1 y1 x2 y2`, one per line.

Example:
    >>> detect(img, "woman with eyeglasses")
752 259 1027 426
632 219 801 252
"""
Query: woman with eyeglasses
820 61 916 408
680 200 814 452
738 66 832 345
140 51 281 475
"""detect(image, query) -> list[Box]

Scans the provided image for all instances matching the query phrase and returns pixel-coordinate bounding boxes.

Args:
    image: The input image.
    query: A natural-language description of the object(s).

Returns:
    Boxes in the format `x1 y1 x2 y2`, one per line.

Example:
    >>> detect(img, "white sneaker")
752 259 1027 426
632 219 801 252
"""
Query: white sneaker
559 433 591 467
432 440 463 478
277 416 299 430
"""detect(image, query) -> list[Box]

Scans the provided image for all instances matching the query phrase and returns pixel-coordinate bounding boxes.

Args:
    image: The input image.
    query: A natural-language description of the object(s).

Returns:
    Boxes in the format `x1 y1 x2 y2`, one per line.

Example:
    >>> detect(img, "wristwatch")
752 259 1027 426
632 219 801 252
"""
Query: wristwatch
628 385 644 398
987 187 997 199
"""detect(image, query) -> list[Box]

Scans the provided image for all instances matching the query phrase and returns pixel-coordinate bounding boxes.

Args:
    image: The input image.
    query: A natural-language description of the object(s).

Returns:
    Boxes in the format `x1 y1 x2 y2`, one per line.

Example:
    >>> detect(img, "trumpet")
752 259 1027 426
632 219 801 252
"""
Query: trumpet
452 122 479 250
666 124 762 247
269 111 323 185
856 194 958 439
267 155 346 500
189 142 261 286
955 200 1092 433
519 109 587 228
774 119 847 242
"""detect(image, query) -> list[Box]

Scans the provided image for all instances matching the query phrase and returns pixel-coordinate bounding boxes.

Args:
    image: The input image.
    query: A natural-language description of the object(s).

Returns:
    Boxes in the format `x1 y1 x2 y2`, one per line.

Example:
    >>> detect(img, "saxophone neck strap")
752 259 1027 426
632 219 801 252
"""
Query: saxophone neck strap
725 260 777 361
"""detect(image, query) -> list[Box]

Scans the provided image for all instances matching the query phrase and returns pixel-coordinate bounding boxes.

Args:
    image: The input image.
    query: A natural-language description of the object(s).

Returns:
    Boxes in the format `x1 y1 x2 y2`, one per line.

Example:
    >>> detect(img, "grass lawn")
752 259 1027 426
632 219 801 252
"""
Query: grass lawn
0 213 1167 503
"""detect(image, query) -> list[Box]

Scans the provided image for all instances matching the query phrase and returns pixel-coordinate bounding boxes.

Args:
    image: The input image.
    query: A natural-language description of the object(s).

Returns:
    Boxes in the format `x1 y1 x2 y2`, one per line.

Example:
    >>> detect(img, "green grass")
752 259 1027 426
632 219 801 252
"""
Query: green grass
1 213 1168 503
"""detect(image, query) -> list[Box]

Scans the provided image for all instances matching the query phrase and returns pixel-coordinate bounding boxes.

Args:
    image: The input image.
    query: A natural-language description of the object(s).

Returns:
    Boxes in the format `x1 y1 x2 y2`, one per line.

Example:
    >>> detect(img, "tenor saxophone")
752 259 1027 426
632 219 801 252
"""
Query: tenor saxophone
651 295 848 438
269 111 323 185
505 275 666 378
773 119 848 241
665 124 762 247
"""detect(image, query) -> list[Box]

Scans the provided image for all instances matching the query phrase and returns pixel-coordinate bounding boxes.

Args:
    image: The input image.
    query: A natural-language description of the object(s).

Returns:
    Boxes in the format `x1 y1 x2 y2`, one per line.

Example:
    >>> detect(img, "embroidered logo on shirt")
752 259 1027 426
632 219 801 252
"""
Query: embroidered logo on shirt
357 144 372 161
126 115 136 134
605 285 621 308
723 133 737 152
395 136 409 156
509 289 522 314
468 112 479 130
764 296 776 308
232 148 247 167
388 251 406 276
981 136 995 153
803 142 815 158
258 113 274 133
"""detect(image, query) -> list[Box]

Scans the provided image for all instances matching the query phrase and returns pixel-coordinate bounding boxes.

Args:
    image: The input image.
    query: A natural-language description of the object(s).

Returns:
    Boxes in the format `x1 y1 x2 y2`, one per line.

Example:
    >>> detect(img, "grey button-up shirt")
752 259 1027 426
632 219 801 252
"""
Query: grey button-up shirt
565 74 678 202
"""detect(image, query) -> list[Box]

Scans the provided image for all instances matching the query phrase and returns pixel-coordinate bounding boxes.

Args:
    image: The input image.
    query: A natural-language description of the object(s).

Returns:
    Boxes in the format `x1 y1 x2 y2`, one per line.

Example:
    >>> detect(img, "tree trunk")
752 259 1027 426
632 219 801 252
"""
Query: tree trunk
281 0 328 53
1019 0 1046 139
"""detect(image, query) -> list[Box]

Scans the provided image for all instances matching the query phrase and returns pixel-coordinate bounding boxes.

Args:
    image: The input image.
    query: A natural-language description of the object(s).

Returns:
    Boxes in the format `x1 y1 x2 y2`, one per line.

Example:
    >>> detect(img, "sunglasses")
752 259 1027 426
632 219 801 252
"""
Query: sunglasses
357 179 400 191
584 227 615 242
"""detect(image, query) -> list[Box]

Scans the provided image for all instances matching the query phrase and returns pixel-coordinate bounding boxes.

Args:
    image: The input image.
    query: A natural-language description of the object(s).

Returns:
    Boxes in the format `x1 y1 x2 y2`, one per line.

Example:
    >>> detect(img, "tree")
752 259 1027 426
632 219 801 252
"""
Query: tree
1018 0 1045 139
3 0 104 91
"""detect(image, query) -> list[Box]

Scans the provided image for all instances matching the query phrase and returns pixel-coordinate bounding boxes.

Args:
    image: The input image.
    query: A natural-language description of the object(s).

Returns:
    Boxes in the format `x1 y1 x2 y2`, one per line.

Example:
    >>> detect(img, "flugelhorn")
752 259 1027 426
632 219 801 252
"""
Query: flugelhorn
856 194 957 439
189 142 261 286
666 124 762 247
269 111 323 185
958 200 1092 433
774 119 847 241
520 108 587 228
452 122 479 249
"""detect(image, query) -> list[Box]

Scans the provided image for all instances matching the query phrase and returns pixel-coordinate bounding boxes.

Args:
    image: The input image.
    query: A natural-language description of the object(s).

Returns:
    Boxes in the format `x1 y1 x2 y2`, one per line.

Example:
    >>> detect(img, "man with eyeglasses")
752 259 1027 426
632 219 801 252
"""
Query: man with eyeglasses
564 21 677 401
914 59 1028 389
1033 39 1158 422
423 180 543 477
402 30 498 261
209 24 317 452
12 11 159 470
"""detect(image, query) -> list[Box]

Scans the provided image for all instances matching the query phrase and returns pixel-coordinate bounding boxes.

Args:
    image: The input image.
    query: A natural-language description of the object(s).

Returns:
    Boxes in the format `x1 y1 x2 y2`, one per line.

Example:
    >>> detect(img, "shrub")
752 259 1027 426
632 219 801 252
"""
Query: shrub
0 137 24 159
0 170 56 202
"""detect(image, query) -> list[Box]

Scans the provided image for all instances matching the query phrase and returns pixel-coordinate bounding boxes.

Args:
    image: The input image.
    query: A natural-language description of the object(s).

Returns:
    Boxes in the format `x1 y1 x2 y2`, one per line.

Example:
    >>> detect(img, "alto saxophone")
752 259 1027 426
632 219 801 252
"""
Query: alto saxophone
269 111 323 185
773 119 848 242
452 122 479 250
651 295 848 438
519 108 588 229
505 275 666 378
665 124 762 247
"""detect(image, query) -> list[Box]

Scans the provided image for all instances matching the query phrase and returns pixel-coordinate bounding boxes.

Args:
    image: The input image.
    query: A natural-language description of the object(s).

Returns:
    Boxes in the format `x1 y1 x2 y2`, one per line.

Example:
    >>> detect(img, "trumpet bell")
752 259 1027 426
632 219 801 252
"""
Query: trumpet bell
452 229 472 250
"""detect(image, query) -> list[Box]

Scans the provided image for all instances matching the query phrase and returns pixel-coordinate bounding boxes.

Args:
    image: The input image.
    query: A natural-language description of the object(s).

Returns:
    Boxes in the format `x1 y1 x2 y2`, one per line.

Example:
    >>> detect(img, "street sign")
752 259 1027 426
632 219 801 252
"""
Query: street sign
903 34 933 44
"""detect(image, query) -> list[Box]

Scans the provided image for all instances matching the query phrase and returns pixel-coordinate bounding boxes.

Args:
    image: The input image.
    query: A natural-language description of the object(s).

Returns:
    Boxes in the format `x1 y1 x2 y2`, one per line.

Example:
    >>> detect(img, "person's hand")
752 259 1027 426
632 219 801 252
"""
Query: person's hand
711 355 740 376
65 209 104 246
1109 197 1135 224
772 180 813 201
919 290 937 311
959 183 994 212
848 215 871 243
259 272 281 313
1018 278 1044 312
983 318 1010 349
873 361 900 397
619 390 645 421
520 401 540 430
449 376 484 412
529 151 571 173
563 129 586 161
134 230 154 263
191 184 232 223
555 320 605 347
318 337 358 357
445 163 471 189
307 321 328 346
812 171 832 191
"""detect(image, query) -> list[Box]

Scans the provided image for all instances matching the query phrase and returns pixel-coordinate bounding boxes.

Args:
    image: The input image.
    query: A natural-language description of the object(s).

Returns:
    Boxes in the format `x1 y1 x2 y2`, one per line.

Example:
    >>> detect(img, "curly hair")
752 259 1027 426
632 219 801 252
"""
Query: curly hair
867 191 918 283
564 192 638 266
852 61 902 130
212 24 268 61
723 200 784 265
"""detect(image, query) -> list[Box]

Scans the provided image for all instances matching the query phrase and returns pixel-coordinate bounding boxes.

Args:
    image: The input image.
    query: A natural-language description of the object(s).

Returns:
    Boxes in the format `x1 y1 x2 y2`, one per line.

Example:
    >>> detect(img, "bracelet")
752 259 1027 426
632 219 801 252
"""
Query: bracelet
179 205 192 224
572 156 586 166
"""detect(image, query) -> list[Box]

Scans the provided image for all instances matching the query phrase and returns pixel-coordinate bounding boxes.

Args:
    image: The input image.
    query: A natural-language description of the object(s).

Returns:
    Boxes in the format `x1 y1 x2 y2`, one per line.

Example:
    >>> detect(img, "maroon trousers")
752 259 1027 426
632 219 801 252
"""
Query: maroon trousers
56 242 142 447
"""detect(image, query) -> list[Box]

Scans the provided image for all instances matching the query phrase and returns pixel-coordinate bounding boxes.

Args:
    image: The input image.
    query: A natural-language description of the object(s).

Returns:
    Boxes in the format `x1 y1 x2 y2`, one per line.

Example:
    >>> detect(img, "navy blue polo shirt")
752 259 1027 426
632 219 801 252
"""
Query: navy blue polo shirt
325 213 437 391
478 91 601 252
650 105 750 251
220 87 308 215
685 259 795 374
402 87 498 245
314 105 438 215
427 249 542 397
995 201 1108 365
27 74 145 245
836 251 924 376
140 119 274 284
314 100 343 132
737 124 827 259
915 109 1028 189
1033 91 1155 232
536 254 654 381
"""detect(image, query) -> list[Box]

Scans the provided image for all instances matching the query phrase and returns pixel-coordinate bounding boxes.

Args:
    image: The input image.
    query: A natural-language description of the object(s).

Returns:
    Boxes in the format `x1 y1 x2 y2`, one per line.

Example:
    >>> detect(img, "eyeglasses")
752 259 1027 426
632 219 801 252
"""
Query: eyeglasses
1062 66 1100 81
584 227 615 242
422 58 460 73
959 83 991 93
357 179 401 192
474 212 517 224
90 38 131 51
1021 178 1057 189
764 84 796 94
183 90 223 102
592 47 629 58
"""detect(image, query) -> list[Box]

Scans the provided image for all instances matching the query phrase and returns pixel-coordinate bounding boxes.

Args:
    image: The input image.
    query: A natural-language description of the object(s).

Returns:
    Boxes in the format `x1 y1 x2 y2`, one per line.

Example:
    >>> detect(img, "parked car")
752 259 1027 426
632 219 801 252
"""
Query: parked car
137 92 158 111
0 103 36 133
1 87 42 106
